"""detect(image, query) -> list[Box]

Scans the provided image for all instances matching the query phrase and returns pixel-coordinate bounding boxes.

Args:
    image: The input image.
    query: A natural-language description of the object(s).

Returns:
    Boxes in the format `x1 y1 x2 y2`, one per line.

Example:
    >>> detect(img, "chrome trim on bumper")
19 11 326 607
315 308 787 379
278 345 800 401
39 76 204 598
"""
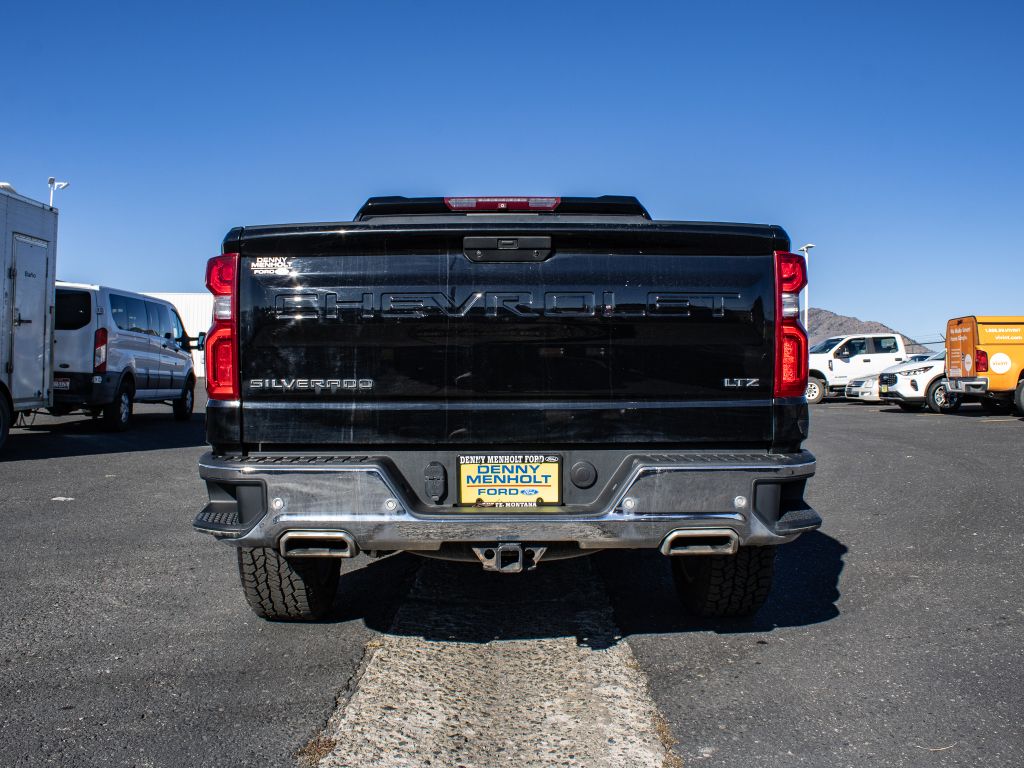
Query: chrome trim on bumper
197 450 818 551
659 528 740 556
946 377 988 394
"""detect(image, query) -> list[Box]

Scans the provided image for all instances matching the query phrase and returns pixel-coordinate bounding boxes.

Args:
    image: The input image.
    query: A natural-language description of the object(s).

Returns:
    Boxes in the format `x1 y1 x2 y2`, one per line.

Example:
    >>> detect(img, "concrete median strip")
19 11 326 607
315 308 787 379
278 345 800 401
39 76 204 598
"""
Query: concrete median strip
306 558 674 768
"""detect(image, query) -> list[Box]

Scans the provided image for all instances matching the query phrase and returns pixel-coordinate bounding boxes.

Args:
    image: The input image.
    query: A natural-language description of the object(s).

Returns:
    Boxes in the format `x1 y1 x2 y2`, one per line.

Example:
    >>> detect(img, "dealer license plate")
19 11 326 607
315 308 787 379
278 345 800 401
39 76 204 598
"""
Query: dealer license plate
458 453 562 507
53 378 70 390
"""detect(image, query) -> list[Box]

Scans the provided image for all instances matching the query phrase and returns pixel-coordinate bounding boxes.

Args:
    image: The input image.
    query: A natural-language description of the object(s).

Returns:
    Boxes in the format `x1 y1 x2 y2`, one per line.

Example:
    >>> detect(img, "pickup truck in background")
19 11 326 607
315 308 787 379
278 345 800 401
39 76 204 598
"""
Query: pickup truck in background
193 195 821 621
806 333 909 404
946 315 1024 415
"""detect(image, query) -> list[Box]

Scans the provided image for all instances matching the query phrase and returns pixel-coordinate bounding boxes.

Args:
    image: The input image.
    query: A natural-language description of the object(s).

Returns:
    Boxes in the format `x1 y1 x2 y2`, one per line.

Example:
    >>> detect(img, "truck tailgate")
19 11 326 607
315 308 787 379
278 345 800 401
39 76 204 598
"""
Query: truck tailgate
233 224 782 448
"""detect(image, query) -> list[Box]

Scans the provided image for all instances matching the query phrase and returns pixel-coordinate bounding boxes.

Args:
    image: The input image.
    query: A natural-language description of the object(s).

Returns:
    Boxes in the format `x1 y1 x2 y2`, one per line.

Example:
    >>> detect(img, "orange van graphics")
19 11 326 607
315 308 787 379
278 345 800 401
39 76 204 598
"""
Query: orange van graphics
946 316 1024 414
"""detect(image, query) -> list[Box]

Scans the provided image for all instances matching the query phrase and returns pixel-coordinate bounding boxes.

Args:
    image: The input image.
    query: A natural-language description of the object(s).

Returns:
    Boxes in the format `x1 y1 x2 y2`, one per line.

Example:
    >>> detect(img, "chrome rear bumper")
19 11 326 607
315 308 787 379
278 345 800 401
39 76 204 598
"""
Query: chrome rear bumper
946 377 988 394
195 450 819 552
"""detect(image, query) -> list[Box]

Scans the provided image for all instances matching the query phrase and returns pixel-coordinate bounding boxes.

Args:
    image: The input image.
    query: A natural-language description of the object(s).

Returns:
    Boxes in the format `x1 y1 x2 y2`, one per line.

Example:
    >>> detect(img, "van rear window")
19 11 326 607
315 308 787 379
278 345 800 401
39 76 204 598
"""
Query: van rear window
55 289 92 331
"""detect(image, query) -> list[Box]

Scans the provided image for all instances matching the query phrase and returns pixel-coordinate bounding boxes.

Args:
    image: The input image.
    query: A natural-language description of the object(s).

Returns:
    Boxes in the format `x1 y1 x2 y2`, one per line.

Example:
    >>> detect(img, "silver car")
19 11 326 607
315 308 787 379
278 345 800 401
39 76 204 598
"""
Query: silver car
845 374 882 402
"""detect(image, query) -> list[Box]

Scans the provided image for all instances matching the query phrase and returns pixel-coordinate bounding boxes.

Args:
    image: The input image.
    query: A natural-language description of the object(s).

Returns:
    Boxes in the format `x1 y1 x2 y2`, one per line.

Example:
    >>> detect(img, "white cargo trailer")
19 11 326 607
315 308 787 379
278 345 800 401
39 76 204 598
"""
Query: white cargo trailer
0 185 58 448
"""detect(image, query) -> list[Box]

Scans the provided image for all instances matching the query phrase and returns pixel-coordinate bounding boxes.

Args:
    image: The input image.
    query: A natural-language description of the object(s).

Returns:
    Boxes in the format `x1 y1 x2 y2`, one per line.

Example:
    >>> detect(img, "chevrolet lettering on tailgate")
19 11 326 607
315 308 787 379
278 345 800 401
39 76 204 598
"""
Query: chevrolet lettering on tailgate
459 454 562 507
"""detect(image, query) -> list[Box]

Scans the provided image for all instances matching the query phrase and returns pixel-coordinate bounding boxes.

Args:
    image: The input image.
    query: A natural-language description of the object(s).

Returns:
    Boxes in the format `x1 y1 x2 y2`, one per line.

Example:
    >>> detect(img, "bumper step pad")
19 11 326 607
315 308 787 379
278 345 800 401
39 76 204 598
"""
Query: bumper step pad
193 506 247 537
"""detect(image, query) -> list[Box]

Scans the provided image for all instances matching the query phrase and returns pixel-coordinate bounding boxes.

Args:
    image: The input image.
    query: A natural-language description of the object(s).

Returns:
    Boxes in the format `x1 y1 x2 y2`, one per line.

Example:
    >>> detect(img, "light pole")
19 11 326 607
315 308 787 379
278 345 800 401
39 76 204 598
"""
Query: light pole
47 177 70 207
797 243 815 331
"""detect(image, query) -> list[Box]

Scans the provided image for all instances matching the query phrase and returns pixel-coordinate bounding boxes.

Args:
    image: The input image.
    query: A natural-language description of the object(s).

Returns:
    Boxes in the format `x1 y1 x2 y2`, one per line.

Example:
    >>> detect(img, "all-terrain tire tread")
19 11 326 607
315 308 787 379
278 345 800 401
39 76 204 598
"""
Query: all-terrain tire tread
236 546 339 621
673 546 776 618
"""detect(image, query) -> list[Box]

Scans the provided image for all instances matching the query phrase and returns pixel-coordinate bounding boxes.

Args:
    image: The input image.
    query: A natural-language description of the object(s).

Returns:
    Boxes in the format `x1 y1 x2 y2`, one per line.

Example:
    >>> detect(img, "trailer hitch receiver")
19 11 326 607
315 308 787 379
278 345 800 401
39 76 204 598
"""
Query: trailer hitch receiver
471 543 547 573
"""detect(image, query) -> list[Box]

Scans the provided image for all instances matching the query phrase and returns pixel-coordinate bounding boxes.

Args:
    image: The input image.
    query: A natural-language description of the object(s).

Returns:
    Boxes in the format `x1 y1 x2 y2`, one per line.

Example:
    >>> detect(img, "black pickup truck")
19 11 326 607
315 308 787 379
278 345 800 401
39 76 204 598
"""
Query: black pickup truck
195 196 820 620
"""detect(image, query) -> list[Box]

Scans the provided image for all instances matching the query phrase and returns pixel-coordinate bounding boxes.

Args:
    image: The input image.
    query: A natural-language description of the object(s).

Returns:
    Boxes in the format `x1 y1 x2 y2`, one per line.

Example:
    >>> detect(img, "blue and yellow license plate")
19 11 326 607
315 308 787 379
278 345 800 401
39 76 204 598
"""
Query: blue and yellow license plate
458 454 562 507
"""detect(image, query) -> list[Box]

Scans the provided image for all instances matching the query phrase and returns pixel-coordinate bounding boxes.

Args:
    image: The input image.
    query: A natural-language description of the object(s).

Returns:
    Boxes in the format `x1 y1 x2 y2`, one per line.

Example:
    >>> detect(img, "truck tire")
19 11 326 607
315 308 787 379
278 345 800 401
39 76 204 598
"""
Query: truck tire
0 398 10 450
1016 379 1024 417
103 378 134 431
926 379 961 414
806 377 826 405
672 545 776 618
237 547 339 621
172 378 195 421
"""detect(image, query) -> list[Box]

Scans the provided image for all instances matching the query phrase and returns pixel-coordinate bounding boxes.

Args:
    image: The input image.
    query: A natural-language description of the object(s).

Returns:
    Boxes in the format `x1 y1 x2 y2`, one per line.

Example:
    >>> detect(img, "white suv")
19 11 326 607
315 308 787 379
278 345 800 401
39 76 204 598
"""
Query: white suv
806 333 909 404
878 350 961 413
53 283 202 430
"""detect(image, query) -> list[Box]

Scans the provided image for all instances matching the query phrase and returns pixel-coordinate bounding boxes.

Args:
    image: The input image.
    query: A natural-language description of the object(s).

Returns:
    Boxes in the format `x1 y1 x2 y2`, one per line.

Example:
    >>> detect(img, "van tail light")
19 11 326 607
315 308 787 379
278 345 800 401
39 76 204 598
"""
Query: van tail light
774 251 808 398
205 253 239 400
93 328 108 374
975 349 988 373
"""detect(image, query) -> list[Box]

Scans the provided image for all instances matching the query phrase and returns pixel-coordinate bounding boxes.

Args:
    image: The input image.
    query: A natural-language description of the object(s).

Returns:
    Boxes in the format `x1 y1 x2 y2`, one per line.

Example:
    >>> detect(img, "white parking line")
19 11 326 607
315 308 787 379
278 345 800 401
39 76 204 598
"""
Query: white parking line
311 560 671 767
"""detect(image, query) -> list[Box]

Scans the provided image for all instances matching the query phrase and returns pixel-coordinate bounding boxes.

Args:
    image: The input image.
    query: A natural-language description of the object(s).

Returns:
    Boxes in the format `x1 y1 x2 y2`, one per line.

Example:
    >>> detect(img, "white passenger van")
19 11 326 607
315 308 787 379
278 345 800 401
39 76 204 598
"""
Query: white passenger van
53 282 203 429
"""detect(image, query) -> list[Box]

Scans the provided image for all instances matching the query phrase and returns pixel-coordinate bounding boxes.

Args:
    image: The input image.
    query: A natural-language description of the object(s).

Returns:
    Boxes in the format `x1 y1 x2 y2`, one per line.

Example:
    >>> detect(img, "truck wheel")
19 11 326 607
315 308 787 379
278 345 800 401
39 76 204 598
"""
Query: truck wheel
926 379 961 414
172 378 195 421
103 379 134 431
1016 380 1024 417
897 402 924 412
672 545 776 618
806 377 826 404
237 547 339 621
0 398 10 450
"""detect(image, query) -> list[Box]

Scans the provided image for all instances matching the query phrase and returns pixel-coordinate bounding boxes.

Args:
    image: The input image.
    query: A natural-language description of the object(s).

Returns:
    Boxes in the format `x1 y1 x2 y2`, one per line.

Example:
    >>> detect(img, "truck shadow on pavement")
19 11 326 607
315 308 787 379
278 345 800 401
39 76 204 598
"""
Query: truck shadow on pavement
2 410 207 461
348 531 846 647
598 531 846 637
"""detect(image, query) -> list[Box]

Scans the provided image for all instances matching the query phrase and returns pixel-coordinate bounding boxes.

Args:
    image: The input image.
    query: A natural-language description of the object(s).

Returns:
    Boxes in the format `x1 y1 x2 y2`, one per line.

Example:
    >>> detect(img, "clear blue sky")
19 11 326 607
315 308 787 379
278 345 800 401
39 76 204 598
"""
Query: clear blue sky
3 1 1021 342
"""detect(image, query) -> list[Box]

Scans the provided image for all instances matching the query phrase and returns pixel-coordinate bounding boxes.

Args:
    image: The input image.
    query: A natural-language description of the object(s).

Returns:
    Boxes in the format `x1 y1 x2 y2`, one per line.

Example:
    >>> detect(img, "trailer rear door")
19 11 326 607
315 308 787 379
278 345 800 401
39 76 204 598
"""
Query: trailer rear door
10 235 52 406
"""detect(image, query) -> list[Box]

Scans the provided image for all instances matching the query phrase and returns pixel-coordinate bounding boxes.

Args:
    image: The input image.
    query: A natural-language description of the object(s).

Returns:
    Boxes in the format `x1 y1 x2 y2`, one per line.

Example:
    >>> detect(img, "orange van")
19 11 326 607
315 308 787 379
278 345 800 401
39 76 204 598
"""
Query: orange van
946 316 1024 414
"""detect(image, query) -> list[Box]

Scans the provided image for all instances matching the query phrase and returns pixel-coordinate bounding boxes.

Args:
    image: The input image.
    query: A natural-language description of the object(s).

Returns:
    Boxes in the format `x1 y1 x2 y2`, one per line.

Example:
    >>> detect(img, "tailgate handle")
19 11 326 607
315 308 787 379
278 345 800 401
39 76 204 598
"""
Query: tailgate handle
464 236 552 262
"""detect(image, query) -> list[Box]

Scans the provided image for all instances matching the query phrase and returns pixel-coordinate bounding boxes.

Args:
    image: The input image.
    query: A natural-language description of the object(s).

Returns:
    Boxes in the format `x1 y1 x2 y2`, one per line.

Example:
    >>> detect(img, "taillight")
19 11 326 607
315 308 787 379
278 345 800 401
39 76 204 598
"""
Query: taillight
976 349 988 373
205 253 239 400
93 328 108 374
774 251 808 398
444 196 561 212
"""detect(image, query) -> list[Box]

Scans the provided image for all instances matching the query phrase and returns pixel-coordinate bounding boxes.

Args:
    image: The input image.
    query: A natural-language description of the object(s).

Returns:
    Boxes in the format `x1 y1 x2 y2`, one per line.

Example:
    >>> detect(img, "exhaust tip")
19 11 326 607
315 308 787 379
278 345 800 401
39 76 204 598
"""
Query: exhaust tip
659 528 739 556
280 530 358 558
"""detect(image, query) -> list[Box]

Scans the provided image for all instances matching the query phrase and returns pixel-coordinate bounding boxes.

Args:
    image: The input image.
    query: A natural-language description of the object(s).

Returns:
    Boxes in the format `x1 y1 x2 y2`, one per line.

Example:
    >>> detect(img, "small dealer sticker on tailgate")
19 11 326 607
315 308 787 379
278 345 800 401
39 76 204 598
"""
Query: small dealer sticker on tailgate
458 454 561 507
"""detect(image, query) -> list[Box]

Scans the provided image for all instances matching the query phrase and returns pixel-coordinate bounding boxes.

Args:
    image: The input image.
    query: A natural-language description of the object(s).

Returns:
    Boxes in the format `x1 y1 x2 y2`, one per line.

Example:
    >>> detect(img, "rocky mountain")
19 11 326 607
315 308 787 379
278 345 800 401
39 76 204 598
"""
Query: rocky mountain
807 308 932 354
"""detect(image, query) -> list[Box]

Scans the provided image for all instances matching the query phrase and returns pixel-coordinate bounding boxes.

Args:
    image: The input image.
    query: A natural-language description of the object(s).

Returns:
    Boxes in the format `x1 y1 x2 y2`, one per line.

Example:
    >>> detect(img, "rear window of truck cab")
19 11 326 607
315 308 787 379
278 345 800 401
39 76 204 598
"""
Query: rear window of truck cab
873 336 899 354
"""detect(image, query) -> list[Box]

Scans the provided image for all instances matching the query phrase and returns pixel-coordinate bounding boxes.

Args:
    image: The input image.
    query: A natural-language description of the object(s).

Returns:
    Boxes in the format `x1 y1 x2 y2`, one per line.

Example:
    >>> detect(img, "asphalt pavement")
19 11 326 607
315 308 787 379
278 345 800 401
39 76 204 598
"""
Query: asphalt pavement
0 395 1021 767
